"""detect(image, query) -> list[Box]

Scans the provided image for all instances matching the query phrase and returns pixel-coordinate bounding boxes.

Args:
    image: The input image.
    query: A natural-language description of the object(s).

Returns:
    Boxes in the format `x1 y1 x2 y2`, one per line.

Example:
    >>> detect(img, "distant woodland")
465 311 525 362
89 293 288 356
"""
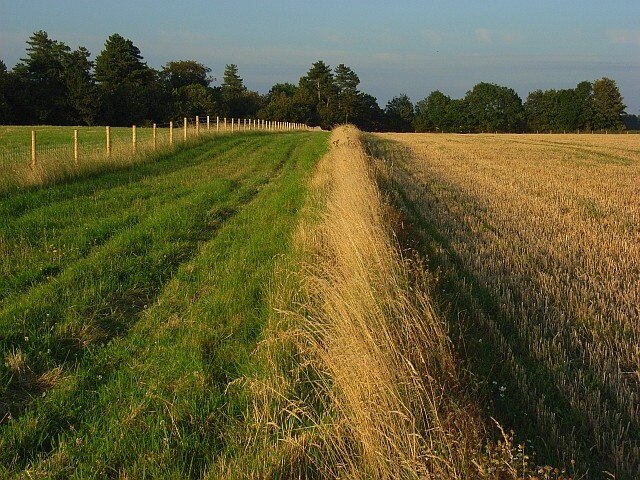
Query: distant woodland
0 31 637 132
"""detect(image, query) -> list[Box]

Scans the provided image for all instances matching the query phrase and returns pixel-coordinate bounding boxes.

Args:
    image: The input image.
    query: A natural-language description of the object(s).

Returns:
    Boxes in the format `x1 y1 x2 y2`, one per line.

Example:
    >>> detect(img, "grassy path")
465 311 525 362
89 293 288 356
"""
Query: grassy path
0 131 329 478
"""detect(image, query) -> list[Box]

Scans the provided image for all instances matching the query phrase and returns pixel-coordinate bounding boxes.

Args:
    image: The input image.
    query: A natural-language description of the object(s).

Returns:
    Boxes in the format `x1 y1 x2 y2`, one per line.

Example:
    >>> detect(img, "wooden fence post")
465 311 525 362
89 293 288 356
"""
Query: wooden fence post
170 121 174 145
31 130 36 167
216 116 220 133
231 118 234 133
183 117 187 141
132 125 137 152
106 126 111 157
74 129 78 164
196 116 200 136
207 115 210 131
224 117 227 131
153 123 157 149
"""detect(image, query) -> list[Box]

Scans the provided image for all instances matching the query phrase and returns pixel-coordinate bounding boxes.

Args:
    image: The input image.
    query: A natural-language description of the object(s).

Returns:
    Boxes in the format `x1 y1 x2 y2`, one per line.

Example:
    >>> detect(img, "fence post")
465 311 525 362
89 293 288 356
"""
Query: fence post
216 116 220 133
196 115 200 136
207 115 210 131
153 123 157 149
132 125 137 152
170 121 174 146
106 126 111 157
74 129 78 164
231 118 234 133
31 130 36 167
183 117 187 141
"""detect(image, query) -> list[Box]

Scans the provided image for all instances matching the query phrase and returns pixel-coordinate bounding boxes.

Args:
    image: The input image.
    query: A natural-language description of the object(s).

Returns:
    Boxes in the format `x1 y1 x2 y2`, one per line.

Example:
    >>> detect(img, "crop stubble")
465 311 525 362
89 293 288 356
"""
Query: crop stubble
373 133 640 477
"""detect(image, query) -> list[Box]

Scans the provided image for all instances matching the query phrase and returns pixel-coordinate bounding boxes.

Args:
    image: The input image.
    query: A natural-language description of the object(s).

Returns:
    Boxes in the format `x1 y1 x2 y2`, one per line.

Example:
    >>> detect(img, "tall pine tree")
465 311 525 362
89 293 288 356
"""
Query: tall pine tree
63 47 97 125
334 64 360 124
95 34 157 125
12 31 71 124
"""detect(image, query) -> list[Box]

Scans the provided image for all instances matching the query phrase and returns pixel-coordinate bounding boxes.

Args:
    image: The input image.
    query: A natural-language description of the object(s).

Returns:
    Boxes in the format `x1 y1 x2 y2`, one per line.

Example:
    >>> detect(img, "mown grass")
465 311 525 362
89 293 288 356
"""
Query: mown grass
0 130 329 478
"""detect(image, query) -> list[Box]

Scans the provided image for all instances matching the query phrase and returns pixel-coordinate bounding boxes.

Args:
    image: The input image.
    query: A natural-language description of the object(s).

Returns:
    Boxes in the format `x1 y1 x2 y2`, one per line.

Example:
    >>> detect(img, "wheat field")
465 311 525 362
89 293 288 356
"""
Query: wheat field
368 133 639 478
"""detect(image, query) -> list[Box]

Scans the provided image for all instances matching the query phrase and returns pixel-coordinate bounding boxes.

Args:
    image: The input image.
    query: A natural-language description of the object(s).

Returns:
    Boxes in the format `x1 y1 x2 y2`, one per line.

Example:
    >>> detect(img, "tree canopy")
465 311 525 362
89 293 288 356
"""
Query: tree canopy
0 31 632 133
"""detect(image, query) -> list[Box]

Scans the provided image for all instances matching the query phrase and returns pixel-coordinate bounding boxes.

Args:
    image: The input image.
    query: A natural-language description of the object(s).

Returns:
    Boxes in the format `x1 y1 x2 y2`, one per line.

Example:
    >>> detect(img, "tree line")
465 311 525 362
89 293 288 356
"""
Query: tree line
0 31 636 132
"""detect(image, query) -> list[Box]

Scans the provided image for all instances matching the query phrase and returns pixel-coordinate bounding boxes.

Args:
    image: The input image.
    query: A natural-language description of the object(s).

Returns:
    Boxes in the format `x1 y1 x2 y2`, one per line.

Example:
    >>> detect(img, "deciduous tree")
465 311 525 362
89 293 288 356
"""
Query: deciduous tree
162 60 211 90
592 77 625 131
414 90 451 132
385 94 414 132
465 82 524 132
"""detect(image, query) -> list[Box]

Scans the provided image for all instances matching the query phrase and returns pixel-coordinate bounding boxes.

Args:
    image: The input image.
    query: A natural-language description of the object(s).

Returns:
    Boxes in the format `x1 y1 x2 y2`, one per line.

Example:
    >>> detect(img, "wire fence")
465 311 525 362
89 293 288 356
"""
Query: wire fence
0 116 310 169
0 116 311 191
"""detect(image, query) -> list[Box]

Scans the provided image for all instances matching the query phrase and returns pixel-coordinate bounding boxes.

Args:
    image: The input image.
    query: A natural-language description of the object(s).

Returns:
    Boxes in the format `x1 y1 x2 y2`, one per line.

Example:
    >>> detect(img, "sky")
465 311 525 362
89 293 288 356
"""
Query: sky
1 0 639 113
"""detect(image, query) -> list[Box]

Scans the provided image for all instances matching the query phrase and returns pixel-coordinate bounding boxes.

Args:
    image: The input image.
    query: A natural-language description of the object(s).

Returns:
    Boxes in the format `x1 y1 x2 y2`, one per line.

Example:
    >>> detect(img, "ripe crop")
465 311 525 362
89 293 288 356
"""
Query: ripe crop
369 132 640 478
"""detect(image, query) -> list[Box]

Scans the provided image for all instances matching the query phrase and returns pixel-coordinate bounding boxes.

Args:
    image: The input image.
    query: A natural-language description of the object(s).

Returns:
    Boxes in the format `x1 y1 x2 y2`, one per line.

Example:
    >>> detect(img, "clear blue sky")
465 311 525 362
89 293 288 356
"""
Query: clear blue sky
2 0 639 113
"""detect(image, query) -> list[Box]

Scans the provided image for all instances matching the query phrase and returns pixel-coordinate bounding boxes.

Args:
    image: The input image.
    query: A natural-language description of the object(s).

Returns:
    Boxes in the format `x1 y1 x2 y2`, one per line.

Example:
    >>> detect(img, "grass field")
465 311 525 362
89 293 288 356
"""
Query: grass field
2 125 636 479
0 122 278 163
366 132 640 479
0 130 329 477
0 123 273 193
0 125 162 167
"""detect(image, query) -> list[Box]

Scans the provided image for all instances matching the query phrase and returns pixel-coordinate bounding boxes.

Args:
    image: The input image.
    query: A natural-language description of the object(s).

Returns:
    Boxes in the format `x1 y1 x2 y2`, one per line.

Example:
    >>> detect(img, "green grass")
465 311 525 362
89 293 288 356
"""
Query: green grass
0 130 329 478
0 125 156 149
0 125 165 165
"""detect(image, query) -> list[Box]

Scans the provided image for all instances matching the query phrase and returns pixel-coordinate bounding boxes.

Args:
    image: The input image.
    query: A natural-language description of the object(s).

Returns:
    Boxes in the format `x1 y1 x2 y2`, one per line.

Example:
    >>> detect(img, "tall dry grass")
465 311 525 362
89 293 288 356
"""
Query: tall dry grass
303 126 480 477
214 127 561 479
373 132 639 478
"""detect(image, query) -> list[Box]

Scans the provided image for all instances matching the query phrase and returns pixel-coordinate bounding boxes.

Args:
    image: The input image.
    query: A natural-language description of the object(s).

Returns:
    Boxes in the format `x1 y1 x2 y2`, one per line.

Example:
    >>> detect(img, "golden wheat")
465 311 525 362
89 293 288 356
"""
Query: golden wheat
374 132 639 478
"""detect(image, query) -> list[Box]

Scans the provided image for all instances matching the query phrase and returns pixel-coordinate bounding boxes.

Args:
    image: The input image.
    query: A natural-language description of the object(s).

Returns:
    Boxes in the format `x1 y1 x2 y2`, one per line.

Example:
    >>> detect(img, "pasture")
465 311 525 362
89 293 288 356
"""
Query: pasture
0 130 329 477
